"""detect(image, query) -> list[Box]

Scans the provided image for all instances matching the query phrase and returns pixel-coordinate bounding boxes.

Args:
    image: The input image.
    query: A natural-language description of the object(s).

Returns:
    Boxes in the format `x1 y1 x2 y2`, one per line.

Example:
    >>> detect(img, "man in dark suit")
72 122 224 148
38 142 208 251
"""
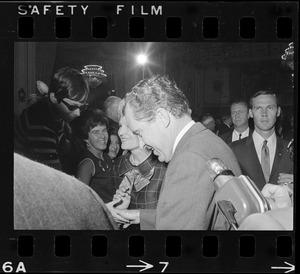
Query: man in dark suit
220 100 252 145
217 112 232 136
112 75 241 230
230 91 293 190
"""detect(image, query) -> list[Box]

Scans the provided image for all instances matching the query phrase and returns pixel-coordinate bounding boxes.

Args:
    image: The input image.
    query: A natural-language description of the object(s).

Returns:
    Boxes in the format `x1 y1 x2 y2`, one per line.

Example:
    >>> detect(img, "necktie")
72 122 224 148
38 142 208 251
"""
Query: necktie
261 140 270 183
239 133 242 140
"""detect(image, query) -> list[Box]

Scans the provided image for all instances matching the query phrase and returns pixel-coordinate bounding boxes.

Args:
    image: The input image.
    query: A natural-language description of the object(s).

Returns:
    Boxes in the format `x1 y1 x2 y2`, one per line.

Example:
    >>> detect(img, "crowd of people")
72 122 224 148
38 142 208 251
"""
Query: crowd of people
14 67 294 230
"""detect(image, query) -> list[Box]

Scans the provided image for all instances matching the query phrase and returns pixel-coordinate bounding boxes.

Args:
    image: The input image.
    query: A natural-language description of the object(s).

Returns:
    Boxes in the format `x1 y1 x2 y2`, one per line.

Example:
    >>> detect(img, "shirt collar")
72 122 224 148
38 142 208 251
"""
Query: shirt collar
252 130 276 146
233 127 249 137
118 152 158 177
172 120 195 155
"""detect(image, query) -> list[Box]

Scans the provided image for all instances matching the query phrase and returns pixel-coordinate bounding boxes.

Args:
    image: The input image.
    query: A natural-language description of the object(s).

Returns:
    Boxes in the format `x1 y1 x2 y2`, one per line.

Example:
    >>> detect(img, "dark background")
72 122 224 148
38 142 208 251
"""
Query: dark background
14 42 294 122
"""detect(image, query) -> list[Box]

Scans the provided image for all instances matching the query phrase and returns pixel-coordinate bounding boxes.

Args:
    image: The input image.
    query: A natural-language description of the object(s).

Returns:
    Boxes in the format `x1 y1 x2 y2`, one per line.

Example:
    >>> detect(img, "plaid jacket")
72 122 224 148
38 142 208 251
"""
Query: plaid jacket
112 152 167 209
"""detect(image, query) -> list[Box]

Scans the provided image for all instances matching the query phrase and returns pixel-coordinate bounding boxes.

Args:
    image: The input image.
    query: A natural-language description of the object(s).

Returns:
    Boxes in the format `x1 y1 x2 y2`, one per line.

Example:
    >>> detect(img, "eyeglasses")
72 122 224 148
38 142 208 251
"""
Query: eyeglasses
61 100 87 111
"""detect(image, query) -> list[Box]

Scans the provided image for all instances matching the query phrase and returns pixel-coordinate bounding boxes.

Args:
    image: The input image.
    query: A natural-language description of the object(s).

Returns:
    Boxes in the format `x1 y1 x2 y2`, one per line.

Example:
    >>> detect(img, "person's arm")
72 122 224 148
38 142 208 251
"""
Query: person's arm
155 151 215 230
76 158 94 185
140 209 156 230
112 177 132 209
113 208 156 230
277 173 293 186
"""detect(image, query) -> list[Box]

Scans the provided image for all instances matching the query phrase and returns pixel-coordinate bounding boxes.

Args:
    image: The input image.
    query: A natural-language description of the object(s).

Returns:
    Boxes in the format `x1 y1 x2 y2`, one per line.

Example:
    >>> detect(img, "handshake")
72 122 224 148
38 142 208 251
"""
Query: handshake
106 178 140 229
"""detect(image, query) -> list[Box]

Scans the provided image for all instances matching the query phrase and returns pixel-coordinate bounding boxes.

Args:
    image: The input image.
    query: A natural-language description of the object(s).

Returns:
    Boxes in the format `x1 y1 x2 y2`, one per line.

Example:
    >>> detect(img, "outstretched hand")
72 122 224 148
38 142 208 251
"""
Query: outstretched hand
106 199 132 225
114 209 140 228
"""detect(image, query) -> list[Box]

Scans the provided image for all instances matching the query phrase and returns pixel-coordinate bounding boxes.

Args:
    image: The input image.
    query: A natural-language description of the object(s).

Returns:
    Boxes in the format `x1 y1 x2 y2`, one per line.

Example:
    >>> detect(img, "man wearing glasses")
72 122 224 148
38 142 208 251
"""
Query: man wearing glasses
15 67 90 172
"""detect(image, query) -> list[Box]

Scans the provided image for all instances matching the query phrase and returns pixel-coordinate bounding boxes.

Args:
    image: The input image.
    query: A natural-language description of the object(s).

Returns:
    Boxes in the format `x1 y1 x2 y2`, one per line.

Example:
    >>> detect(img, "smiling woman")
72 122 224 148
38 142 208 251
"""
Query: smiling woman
71 108 115 203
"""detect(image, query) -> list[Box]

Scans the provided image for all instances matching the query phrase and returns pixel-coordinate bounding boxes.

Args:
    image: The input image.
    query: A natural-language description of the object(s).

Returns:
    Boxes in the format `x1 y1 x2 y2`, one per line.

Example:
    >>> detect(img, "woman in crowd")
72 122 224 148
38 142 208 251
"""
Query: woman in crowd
106 100 168 230
106 128 121 161
73 108 114 203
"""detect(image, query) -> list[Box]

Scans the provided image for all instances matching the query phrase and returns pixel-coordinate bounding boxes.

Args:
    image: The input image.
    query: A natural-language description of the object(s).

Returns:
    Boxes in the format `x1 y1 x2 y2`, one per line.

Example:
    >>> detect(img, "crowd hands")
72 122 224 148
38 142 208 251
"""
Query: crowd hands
106 185 139 229
14 67 294 231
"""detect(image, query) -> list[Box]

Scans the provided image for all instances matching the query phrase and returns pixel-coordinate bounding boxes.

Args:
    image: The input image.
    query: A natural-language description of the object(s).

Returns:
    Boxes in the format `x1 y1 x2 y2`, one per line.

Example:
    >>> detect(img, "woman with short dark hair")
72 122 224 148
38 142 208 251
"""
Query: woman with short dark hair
73 108 114 203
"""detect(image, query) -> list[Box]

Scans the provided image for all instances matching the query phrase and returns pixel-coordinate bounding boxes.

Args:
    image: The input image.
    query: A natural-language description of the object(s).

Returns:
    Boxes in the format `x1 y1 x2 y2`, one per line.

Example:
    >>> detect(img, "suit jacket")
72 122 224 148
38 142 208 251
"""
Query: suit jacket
141 122 242 230
218 122 232 136
220 128 254 145
229 134 293 190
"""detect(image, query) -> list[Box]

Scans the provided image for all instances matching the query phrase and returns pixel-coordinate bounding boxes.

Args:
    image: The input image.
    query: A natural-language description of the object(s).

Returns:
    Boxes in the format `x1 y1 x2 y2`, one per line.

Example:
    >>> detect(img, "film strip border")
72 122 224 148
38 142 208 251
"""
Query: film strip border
0 2 297 41
0 1 297 273
17 15 294 40
3 232 294 272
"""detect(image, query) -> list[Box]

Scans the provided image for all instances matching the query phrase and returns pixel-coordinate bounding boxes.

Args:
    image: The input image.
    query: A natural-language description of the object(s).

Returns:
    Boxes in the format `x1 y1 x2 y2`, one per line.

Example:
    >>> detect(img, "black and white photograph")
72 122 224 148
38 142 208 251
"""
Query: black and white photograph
13 41 294 231
0 1 296 273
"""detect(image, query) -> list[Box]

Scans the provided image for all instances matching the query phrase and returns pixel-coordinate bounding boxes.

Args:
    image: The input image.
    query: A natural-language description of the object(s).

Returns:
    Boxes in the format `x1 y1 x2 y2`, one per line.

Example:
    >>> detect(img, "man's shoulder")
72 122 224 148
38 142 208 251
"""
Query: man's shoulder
230 135 251 149
219 130 232 141
277 135 290 146
22 99 51 123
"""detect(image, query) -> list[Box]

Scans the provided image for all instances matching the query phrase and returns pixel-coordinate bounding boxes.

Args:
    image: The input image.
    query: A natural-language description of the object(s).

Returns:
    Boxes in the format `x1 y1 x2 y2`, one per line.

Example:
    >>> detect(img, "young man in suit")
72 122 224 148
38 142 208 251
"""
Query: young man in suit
220 100 252 145
230 91 293 190
113 75 241 230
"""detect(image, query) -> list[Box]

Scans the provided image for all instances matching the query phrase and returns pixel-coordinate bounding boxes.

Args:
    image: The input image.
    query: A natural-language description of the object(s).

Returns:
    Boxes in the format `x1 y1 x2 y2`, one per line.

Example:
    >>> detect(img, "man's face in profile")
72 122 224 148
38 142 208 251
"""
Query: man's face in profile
124 104 173 163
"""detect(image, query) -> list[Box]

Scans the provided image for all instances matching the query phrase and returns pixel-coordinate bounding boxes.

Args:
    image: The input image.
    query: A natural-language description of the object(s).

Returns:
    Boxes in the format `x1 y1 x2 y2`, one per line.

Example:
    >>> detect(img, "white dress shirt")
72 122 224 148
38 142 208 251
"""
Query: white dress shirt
172 120 196 155
252 130 277 172
232 127 250 142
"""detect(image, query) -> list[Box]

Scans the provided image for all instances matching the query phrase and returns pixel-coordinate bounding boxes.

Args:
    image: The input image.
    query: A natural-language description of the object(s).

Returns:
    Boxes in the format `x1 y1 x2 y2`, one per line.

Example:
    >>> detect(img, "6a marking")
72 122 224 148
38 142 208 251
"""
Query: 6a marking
1 261 26 273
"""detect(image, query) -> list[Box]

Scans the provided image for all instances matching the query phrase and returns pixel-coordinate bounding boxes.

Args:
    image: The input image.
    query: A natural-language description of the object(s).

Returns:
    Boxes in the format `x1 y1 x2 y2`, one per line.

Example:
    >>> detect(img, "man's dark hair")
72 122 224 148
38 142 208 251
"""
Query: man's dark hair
49 67 89 104
104 128 121 155
72 108 109 141
249 90 279 109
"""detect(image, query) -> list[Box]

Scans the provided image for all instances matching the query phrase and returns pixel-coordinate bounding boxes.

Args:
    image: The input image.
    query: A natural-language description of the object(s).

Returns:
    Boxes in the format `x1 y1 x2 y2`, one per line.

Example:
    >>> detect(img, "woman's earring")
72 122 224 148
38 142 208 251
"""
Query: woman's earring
86 141 91 147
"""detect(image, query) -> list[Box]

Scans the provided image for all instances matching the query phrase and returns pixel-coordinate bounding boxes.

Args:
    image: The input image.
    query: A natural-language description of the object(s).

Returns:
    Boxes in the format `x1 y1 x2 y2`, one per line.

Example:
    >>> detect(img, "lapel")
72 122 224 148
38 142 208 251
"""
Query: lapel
270 136 284 177
245 135 267 182
228 129 234 143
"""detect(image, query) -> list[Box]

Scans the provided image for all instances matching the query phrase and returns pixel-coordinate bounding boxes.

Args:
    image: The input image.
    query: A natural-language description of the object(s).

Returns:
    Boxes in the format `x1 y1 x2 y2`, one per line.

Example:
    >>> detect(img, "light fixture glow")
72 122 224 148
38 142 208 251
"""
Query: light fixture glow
136 54 148 65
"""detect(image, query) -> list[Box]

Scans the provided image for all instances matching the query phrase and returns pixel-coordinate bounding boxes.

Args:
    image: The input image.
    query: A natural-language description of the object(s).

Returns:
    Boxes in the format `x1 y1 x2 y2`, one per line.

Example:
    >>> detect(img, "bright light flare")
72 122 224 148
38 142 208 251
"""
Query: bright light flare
136 54 148 65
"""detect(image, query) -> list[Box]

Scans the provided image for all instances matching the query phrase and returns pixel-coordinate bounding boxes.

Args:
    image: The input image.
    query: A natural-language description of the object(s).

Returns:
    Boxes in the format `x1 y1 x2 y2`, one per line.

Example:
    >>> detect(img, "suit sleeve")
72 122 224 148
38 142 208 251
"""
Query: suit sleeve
140 209 156 230
156 151 216 230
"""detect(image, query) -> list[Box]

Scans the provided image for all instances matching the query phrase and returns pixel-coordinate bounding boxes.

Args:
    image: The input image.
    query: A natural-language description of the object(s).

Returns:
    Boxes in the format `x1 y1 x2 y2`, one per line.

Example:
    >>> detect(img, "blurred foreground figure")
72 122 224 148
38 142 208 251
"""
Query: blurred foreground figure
14 153 118 230
239 183 293 230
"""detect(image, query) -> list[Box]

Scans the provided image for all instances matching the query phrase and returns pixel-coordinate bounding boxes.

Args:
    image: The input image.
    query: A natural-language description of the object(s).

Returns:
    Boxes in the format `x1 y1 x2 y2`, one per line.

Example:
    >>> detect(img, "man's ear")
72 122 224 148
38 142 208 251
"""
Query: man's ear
156 108 170 128
138 136 146 149
249 109 253 118
49 92 58 104
277 106 281 117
